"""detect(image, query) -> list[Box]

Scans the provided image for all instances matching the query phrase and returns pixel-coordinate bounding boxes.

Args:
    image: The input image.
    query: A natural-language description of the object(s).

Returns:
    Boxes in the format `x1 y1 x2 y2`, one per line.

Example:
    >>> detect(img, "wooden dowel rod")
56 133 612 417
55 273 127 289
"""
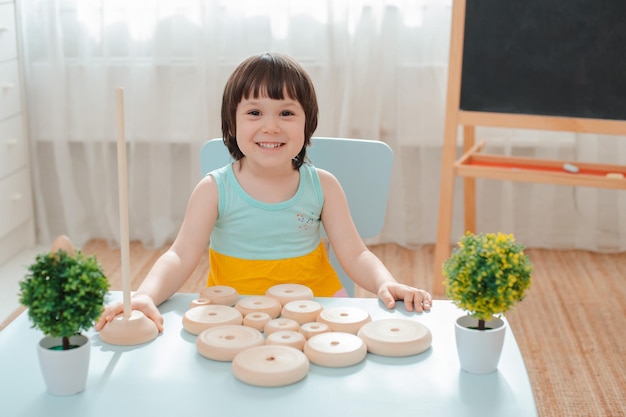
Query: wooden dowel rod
115 87 132 317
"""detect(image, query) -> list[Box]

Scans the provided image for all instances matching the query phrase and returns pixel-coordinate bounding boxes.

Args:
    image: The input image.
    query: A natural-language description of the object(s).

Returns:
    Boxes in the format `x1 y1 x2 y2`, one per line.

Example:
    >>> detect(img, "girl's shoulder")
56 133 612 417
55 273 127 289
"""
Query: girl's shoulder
195 164 229 197
312 166 339 184
312 166 343 200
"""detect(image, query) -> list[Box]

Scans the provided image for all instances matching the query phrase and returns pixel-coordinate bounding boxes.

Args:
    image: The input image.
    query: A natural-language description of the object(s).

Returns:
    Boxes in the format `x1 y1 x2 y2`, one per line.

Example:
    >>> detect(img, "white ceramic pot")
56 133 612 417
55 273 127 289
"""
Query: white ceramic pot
37 334 90 395
455 316 506 374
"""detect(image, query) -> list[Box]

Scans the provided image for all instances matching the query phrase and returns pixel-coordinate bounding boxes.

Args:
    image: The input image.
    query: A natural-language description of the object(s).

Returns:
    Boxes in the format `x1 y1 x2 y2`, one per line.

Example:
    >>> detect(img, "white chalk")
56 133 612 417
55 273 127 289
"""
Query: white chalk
606 173 625 179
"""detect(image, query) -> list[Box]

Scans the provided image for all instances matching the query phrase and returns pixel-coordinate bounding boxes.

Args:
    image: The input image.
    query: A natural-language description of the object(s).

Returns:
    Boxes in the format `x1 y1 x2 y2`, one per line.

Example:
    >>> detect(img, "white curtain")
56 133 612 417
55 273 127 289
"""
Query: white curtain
17 0 626 252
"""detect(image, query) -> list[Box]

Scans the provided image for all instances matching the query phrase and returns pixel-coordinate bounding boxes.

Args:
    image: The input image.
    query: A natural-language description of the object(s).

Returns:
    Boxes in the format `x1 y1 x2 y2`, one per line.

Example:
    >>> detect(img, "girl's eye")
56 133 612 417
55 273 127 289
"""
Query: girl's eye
280 110 294 117
248 110 260 116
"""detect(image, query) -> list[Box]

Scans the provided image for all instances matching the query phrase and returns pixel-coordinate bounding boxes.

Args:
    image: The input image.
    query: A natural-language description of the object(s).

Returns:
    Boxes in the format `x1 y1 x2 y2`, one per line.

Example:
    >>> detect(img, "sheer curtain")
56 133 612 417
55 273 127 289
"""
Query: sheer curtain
17 0 626 252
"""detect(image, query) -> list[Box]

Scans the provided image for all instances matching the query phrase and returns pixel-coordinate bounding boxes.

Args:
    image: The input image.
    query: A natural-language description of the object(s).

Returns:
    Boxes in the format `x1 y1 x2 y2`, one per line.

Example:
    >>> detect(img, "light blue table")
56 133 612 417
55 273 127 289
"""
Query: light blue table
0 292 537 417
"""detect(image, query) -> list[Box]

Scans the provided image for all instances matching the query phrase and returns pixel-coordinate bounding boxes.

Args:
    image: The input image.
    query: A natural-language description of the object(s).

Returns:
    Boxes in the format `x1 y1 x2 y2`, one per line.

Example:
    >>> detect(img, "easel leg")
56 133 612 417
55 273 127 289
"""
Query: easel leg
433 131 458 297
433 0 466 297
463 125 476 233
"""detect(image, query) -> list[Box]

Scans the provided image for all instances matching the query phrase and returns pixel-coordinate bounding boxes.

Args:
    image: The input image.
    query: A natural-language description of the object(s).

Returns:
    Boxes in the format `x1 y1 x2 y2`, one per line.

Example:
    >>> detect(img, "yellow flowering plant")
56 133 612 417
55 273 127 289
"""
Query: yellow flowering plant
442 232 532 330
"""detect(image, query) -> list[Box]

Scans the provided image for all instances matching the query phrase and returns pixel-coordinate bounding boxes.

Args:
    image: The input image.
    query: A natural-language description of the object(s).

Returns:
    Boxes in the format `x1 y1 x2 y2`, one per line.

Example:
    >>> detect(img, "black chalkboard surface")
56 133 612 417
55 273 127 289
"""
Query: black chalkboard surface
460 0 626 121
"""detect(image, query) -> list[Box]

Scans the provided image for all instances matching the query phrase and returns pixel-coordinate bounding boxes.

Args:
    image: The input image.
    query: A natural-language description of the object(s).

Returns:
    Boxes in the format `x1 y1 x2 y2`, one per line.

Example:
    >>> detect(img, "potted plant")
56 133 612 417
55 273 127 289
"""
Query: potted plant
19 238 109 395
442 232 532 374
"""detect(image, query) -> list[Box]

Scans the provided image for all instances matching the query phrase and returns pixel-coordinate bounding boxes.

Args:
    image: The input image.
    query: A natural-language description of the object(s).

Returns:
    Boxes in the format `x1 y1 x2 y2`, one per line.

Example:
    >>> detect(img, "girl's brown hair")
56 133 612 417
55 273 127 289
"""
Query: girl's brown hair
221 52 318 169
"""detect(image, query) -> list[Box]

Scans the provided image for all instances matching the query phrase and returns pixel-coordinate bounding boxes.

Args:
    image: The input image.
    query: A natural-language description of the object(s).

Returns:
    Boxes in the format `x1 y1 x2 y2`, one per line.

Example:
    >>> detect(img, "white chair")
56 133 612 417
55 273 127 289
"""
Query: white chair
199 137 393 296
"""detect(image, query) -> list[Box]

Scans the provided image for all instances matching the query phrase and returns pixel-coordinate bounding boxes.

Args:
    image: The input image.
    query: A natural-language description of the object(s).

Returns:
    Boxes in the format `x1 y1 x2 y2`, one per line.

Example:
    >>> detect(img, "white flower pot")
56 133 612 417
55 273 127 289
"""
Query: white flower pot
455 316 506 374
37 334 90 395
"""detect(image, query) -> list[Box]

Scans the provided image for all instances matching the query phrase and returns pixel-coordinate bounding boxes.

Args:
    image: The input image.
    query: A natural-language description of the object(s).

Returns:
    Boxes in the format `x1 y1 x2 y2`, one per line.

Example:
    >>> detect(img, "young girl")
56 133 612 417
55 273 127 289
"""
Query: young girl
96 52 431 332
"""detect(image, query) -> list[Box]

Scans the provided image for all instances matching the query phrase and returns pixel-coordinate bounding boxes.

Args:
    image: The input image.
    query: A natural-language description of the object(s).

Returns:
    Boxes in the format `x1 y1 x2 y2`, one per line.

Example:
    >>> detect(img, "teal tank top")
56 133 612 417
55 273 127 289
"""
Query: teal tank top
209 163 325 260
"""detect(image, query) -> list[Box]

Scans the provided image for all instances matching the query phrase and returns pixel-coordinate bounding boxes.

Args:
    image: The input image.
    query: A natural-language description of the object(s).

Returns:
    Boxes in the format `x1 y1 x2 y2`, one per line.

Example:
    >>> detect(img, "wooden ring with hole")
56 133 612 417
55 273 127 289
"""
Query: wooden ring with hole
243 312 272 332
304 332 367 368
265 330 306 351
182 305 243 335
196 325 264 362
265 283 314 306
357 319 432 357
236 296 282 318
264 318 300 335
300 322 331 339
232 345 309 387
316 306 372 334
281 300 323 325
200 286 239 306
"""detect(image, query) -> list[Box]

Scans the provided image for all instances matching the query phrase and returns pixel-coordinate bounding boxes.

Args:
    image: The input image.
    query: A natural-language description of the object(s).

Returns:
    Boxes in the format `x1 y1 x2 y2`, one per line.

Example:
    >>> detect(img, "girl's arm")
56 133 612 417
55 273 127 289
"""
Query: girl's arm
318 169 431 312
96 175 219 331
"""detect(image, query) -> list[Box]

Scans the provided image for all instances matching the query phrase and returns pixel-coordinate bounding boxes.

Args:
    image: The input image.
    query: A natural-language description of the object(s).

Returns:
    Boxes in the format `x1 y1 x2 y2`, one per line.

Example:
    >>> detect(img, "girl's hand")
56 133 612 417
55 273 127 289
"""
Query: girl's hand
95 294 164 332
377 283 432 313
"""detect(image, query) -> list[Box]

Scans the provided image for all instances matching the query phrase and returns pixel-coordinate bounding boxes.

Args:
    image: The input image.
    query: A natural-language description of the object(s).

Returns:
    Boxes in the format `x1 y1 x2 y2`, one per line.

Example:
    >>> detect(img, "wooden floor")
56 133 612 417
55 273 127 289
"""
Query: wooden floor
6 240 626 416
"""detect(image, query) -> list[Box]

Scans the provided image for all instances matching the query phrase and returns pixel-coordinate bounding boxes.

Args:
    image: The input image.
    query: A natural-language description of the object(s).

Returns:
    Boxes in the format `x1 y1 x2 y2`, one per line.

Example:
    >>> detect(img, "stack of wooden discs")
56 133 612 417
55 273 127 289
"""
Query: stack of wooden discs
185 284 432 388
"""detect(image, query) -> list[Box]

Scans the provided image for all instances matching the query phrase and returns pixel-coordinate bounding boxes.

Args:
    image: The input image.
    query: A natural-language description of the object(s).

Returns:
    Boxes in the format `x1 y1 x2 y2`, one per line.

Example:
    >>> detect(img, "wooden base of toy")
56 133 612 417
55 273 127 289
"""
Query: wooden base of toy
300 322 330 339
196 325 264 362
357 319 432 357
182 305 243 335
304 332 367 367
236 296 282 318
200 286 239 306
51 235 76 256
99 310 159 346
264 318 300 335
266 330 306 351
232 345 310 387
281 300 323 325
265 284 314 305
243 312 272 332
317 306 372 334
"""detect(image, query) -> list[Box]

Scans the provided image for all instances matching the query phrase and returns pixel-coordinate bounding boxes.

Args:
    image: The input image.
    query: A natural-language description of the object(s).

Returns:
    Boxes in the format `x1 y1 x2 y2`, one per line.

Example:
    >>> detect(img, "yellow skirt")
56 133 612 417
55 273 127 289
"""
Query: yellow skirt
207 241 343 297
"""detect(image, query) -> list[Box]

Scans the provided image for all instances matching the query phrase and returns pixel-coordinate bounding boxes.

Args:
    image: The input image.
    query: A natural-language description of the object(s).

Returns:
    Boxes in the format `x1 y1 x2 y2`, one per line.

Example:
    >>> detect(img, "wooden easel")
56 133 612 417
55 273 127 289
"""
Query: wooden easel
433 0 626 296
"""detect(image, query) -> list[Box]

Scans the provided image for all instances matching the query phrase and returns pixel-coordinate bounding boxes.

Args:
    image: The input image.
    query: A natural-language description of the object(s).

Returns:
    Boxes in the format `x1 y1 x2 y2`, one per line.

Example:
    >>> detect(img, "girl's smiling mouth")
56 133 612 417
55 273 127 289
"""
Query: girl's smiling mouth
257 142 284 149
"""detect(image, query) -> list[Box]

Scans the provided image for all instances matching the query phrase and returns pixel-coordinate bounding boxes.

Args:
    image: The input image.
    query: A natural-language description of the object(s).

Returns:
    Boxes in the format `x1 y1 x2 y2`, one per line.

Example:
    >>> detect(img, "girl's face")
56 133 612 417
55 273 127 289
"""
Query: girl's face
235 93 306 170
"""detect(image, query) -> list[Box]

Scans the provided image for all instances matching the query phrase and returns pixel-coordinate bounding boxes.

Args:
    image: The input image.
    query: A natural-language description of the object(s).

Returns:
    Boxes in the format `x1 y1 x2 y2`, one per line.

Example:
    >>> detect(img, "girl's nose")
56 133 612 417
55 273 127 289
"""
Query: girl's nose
261 116 280 133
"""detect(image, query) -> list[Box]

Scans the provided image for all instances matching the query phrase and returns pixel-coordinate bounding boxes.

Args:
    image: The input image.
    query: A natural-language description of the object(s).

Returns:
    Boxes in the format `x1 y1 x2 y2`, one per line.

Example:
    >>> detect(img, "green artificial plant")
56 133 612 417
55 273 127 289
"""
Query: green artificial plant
442 232 533 330
19 249 110 350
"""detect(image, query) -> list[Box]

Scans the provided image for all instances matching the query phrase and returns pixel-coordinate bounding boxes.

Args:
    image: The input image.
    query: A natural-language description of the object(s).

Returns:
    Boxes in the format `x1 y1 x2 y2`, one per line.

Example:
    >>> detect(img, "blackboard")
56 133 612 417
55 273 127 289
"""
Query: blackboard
460 0 626 121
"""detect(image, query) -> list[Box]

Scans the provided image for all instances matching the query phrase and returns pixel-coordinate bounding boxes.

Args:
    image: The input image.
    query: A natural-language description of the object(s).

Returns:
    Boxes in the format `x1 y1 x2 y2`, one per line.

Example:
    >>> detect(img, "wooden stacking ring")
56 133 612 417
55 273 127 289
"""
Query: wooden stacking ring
300 322 331 339
200 285 239 306
304 332 367 368
232 345 310 387
317 306 372 334
196 325 264 362
189 298 211 309
265 330 307 351
265 284 314 306
281 300 323 325
182 305 243 335
357 319 432 357
236 296 282 318
243 312 272 332
264 318 300 335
